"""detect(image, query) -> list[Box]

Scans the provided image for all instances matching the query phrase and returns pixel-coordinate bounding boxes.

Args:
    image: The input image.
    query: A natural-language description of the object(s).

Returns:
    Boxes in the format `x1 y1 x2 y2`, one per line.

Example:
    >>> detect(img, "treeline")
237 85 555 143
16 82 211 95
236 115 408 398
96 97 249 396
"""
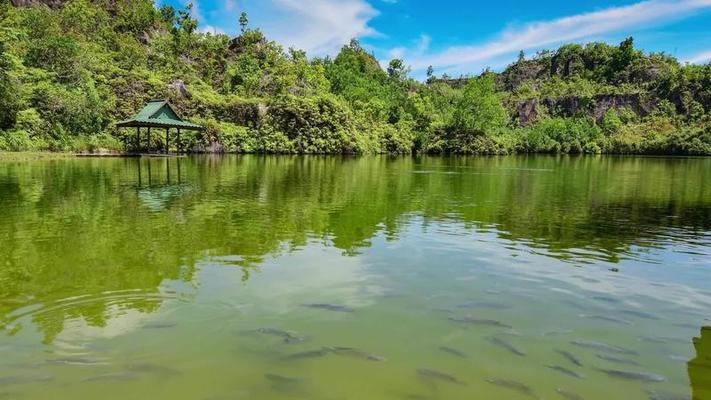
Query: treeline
0 0 709 154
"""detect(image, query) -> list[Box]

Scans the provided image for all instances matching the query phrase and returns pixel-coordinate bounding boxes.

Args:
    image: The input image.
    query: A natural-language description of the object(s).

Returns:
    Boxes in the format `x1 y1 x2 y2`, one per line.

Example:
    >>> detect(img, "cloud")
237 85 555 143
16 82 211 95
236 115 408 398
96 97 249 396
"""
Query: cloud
384 34 430 62
262 0 380 55
406 0 711 73
686 49 711 64
224 0 237 11
199 25 227 35
388 47 406 59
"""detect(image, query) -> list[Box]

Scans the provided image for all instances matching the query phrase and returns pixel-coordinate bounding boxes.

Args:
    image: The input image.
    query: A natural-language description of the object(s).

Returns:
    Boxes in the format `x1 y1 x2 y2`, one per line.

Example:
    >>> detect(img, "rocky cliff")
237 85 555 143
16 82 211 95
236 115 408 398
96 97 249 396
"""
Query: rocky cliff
10 0 67 9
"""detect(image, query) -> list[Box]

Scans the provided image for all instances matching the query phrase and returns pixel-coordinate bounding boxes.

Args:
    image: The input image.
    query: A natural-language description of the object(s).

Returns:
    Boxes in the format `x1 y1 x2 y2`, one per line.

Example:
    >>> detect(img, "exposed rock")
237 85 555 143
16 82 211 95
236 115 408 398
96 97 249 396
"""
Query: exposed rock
499 59 550 91
591 93 655 120
11 0 67 9
517 99 539 125
517 93 656 125
168 80 192 99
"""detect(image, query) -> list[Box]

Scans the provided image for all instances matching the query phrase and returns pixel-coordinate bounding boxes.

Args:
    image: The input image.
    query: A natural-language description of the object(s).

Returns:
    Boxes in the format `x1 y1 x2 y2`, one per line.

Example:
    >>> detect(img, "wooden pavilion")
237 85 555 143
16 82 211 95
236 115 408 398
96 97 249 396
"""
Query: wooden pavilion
116 100 203 154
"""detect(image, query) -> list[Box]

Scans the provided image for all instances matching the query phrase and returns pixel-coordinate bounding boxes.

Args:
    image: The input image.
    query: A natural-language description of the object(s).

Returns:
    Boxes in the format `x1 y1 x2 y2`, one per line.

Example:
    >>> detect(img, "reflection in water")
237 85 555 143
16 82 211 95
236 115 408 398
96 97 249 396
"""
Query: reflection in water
0 155 709 400
690 327 711 400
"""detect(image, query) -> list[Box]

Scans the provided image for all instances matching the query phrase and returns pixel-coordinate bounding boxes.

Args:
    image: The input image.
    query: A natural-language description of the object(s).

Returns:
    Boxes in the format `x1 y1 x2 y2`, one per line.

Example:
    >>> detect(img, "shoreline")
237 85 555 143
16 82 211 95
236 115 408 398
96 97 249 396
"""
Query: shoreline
1 151 709 161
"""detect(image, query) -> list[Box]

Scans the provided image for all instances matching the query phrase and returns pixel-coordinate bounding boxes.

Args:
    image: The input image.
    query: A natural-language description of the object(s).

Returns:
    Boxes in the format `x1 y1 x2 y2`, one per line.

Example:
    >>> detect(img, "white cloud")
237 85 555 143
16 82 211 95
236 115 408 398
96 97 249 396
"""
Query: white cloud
686 49 711 64
199 25 227 35
388 47 406 59
225 0 238 12
407 0 711 73
415 34 431 55
383 33 430 66
261 0 380 55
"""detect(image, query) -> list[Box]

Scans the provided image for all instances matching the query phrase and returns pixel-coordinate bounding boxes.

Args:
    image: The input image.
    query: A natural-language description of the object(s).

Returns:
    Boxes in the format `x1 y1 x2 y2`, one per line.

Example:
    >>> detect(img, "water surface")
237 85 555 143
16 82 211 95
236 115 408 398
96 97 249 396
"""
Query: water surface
0 155 710 400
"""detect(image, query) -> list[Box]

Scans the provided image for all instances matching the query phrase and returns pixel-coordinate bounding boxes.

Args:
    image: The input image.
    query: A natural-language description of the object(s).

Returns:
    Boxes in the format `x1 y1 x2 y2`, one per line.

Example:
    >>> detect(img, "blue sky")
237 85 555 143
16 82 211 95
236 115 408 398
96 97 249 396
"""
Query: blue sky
158 0 711 77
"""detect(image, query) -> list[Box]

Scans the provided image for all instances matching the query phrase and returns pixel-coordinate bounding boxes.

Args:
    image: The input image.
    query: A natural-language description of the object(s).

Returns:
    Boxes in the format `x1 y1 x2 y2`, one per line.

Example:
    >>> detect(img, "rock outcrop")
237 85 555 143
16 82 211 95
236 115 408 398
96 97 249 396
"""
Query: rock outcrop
11 0 67 9
517 93 656 125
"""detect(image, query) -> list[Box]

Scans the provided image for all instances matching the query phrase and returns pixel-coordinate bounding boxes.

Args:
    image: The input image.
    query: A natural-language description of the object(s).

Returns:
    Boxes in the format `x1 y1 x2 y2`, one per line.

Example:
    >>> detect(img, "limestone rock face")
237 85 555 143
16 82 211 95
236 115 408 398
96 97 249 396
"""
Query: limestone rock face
11 0 67 9
168 80 192 100
517 93 656 126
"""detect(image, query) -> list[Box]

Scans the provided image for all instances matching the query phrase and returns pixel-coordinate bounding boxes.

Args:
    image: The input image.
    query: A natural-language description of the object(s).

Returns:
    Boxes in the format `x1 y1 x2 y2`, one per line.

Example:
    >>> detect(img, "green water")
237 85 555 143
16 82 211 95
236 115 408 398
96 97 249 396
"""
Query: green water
0 155 710 400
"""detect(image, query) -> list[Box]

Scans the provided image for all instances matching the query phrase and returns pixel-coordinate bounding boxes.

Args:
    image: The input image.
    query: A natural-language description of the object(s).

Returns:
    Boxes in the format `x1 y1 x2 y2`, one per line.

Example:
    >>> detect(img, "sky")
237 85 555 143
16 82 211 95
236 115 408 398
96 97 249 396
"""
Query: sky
157 0 711 78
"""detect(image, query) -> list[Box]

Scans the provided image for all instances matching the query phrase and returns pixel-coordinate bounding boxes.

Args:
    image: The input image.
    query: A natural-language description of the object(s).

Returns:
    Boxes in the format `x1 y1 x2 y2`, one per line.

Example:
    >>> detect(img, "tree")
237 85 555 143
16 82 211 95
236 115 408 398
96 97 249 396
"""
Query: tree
387 59 408 80
451 73 507 136
426 65 434 82
613 36 636 72
0 40 20 130
518 50 525 63
159 5 176 25
239 11 248 33
177 3 197 35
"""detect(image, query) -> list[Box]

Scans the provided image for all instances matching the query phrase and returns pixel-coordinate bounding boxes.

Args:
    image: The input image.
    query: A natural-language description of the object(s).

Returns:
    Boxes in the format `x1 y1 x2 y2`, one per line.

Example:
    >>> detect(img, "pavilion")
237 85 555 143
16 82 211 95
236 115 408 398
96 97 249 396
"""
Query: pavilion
116 100 203 154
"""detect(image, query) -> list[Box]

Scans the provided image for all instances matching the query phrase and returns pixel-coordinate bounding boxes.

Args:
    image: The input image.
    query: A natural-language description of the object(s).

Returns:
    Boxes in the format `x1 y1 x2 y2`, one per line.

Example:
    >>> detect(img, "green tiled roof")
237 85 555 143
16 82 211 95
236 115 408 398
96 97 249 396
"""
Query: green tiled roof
116 100 203 130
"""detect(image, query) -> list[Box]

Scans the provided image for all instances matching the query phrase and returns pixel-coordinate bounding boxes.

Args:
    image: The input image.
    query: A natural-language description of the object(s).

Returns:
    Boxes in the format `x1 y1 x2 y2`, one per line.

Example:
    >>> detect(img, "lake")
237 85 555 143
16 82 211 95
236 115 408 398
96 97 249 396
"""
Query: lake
0 155 710 400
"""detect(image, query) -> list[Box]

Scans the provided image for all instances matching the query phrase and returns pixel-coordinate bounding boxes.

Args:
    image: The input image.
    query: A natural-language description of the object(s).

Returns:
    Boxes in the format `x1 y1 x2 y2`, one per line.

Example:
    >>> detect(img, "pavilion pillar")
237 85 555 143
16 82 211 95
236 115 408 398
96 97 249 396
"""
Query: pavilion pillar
177 129 181 153
165 128 170 154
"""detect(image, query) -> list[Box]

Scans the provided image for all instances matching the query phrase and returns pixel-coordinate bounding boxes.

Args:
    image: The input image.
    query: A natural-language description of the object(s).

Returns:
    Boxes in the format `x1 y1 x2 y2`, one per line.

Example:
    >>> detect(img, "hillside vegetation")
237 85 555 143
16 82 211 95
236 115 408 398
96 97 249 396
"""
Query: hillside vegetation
0 0 710 154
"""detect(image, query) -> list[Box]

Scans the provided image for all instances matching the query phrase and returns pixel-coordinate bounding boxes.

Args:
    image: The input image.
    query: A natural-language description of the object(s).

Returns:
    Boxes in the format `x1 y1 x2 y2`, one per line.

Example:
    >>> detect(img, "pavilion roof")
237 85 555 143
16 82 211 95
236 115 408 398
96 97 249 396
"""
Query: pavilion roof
116 100 203 130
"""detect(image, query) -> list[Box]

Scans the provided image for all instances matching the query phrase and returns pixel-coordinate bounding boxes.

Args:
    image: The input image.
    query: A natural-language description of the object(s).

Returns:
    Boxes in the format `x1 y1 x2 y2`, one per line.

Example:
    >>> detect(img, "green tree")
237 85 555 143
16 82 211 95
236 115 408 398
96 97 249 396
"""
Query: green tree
239 11 248 33
387 59 408 80
613 37 637 72
451 73 508 136
0 40 20 130
159 4 176 25
177 3 197 35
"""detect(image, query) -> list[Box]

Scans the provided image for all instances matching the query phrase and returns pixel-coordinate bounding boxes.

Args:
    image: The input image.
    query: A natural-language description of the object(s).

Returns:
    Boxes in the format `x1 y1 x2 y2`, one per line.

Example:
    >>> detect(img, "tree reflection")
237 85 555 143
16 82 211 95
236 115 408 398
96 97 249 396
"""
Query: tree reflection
689 326 711 400
0 155 709 341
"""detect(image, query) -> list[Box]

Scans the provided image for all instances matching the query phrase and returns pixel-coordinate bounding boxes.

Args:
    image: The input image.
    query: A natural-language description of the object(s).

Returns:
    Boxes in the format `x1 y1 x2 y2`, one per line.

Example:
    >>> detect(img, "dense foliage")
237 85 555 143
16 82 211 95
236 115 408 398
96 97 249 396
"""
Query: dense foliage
0 0 709 154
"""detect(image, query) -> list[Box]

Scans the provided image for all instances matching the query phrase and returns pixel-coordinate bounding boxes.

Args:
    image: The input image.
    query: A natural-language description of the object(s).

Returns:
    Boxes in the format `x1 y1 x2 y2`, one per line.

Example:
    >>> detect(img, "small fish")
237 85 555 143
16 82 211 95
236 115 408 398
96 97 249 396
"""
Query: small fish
580 315 632 325
46 357 107 366
646 389 690 400
448 317 512 328
326 346 386 362
546 365 584 379
125 363 182 377
301 303 354 313
438 346 467 358
282 349 330 361
0 375 53 386
597 369 665 382
556 349 582 366
556 388 584 400
543 329 574 336
673 322 699 329
256 328 305 344
488 336 525 356
265 374 306 384
638 336 667 344
142 322 177 329
620 310 659 320
81 372 140 383
417 368 465 385
485 378 537 399
571 340 638 355
596 354 640 366
592 296 620 303
457 301 510 310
